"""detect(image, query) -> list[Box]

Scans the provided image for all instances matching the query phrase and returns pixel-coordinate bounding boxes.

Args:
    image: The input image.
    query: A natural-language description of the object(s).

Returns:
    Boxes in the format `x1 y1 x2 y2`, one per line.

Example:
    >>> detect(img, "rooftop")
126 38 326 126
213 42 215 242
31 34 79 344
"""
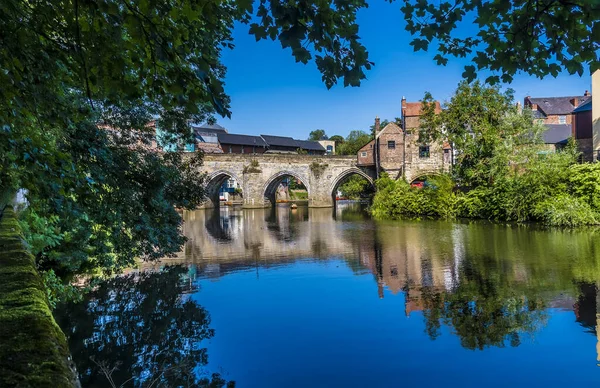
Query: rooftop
541 124 571 145
260 134 299 148
573 97 592 113
527 96 591 115
217 133 268 147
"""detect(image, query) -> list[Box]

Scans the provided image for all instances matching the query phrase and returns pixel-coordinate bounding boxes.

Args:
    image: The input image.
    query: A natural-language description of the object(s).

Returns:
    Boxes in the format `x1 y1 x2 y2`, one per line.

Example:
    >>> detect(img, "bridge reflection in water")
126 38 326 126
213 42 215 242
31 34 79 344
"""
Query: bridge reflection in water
162 203 600 362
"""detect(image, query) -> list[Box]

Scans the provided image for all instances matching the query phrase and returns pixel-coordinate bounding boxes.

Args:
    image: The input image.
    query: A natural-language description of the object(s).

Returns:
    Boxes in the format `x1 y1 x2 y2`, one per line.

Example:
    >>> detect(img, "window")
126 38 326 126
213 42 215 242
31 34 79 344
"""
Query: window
241 146 244 154
387 140 396 149
419 145 430 158
326 145 333 154
361 151 367 157
558 115 566 124
228 145 232 153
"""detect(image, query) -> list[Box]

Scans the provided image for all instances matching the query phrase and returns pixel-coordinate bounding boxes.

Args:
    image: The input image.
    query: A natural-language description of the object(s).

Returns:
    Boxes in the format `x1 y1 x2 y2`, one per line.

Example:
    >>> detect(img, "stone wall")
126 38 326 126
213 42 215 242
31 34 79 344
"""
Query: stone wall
0 207 79 387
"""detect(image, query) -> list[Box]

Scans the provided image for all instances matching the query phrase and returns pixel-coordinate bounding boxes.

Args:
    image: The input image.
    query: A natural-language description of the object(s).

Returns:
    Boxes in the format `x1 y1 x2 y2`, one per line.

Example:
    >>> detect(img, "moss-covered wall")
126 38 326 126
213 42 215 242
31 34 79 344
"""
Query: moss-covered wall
0 207 79 387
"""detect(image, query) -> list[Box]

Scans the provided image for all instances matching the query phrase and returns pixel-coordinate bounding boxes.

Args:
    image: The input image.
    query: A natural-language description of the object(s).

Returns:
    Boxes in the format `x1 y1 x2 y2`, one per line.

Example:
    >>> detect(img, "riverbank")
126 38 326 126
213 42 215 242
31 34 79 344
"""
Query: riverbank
0 207 79 387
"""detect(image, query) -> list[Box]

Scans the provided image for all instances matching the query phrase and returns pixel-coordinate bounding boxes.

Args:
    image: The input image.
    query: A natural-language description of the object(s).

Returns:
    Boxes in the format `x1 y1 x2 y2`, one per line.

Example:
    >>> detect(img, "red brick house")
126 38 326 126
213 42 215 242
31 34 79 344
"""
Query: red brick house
357 98 450 181
524 93 591 125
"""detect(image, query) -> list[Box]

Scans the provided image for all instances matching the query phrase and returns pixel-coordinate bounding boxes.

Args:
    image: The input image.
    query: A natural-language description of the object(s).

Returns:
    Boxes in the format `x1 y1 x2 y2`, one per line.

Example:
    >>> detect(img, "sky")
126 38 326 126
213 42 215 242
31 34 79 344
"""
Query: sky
218 2 592 140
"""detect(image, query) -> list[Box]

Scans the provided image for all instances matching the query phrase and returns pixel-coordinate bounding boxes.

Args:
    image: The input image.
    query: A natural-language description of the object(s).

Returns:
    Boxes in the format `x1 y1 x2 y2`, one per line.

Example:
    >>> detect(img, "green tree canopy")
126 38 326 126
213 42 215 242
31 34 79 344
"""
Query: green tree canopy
337 130 373 155
308 129 328 141
400 0 600 83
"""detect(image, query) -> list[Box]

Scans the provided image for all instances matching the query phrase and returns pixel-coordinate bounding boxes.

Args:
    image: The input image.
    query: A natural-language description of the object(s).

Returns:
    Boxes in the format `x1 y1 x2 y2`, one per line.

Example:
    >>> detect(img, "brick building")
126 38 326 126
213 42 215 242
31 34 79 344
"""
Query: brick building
524 93 591 125
357 98 450 181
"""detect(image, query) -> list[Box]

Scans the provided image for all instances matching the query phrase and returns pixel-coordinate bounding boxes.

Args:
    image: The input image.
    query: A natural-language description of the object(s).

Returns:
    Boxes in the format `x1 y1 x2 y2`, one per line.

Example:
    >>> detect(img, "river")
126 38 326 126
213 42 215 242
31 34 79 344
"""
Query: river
56 203 600 387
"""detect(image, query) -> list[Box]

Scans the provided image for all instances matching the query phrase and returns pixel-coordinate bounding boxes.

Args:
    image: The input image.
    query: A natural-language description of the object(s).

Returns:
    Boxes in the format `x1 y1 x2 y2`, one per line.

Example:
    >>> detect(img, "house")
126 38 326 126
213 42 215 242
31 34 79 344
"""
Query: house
524 92 591 125
260 135 300 153
295 140 326 155
540 124 571 152
357 98 449 180
192 123 226 153
573 98 593 161
318 140 336 155
217 133 268 154
260 135 327 155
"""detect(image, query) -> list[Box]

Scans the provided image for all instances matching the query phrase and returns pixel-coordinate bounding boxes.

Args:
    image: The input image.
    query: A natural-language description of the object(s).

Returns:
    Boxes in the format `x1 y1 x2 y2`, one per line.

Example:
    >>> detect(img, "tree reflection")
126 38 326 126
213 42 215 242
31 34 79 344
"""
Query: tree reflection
56 266 233 387
417 260 549 350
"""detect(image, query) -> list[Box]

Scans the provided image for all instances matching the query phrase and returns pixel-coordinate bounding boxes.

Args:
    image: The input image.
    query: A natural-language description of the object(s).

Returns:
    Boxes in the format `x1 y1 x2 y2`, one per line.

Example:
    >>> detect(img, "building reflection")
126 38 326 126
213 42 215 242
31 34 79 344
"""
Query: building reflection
171 204 600 358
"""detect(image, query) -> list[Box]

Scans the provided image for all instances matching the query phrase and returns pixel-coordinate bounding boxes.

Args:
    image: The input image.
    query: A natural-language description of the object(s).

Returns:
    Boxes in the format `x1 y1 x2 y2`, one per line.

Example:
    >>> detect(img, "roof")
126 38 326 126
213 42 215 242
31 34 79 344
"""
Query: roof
217 132 267 147
296 140 326 151
573 97 592 113
541 124 571 145
192 123 227 135
402 101 441 117
260 134 299 148
527 96 590 115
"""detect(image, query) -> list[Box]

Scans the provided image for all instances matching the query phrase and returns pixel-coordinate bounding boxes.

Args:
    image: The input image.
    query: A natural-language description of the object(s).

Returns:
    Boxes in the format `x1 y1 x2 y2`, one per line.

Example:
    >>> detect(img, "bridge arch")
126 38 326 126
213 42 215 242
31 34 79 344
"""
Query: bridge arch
329 168 375 201
406 169 444 184
205 170 242 208
263 170 311 207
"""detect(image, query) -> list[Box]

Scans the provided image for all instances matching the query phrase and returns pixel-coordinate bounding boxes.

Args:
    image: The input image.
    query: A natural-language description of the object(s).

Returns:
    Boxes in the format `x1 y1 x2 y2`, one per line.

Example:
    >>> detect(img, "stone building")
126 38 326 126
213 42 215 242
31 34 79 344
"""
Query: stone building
357 98 450 182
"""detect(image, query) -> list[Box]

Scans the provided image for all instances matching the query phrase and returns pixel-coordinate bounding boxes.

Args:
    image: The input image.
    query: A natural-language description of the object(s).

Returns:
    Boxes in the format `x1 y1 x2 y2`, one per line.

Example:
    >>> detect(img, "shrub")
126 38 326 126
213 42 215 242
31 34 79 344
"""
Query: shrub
532 194 599 227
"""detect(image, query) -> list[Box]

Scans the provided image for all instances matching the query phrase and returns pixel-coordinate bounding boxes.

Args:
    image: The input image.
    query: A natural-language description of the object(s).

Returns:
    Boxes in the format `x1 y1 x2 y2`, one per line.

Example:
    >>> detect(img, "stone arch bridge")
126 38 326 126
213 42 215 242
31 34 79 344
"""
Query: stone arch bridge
195 153 445 208
199 154 375 208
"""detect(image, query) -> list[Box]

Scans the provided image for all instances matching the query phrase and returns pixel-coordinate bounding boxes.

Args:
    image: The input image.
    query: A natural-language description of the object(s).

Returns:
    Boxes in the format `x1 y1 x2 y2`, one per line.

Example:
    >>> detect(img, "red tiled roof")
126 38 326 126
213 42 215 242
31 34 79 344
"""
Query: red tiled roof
403 101 441 117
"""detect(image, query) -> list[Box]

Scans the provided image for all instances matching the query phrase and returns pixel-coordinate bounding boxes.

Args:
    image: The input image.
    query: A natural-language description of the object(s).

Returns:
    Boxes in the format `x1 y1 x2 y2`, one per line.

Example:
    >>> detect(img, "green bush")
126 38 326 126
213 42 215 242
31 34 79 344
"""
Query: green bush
533 194 599 227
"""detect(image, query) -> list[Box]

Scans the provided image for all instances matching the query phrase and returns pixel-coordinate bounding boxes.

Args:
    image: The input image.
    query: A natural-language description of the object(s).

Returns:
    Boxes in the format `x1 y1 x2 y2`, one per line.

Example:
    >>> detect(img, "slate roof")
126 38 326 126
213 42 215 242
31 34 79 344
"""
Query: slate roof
192 123 227 134
541 124 571 145
260 134 299 148
528 96 590 115
296 140 326 151
573 97 592 113
217 133 268 147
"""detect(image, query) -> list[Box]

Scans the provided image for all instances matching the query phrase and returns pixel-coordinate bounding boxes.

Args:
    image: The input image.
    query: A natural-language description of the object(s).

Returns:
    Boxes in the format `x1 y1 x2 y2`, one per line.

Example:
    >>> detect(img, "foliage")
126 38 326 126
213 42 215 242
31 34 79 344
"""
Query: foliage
55 266 234 387
338 175 374 199
336 130 373 155
400 0 600 83
247 0 372 88
374 81 600 227
371 173 457 219
308 129 328 141
309 161 328 177
243 159 262 174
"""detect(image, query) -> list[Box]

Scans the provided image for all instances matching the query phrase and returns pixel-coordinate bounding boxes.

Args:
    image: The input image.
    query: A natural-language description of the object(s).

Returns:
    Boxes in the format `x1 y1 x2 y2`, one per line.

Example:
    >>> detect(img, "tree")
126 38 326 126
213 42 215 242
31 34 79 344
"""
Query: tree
420 81 545 187
308 129 328 141
400 0 600 83
329 135 345 144
55 266 234 387
337 130 373 155
0 0 374 289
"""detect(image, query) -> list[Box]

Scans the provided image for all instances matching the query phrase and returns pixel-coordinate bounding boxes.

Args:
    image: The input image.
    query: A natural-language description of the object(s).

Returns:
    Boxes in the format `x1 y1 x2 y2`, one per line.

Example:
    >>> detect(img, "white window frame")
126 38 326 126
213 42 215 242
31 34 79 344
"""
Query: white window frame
361 151 367 157
558 115 566 124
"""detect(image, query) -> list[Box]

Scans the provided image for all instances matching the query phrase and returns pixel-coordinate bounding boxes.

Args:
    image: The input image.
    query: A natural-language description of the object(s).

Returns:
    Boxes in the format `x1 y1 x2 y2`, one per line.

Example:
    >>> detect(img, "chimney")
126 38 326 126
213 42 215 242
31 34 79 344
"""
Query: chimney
585 90 591 97
374 116 381 135
401 96 407 115
531 103 538 111
571 98 579 108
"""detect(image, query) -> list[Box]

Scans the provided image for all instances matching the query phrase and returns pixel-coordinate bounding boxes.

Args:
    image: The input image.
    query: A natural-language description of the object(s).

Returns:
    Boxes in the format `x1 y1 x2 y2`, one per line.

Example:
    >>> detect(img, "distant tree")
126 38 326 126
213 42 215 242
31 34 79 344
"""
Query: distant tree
337 130 372 155
329 135 345 144
308 129 328 141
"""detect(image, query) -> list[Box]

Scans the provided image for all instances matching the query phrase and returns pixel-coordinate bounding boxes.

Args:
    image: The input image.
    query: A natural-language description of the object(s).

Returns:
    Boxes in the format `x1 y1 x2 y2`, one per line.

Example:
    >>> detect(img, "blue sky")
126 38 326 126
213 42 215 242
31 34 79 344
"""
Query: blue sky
218 2 592 139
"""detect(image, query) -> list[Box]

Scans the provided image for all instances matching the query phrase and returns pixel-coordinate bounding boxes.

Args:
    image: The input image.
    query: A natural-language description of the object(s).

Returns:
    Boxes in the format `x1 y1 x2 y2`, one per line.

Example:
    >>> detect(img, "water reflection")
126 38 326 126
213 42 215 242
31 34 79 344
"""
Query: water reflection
178 205 600 356
60 203 600 386
55 267 234 388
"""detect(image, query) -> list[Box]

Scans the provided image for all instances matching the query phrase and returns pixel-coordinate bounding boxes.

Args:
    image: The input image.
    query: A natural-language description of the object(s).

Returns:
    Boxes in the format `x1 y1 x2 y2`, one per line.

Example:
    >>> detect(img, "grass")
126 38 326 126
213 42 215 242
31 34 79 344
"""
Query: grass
0 207 78 387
